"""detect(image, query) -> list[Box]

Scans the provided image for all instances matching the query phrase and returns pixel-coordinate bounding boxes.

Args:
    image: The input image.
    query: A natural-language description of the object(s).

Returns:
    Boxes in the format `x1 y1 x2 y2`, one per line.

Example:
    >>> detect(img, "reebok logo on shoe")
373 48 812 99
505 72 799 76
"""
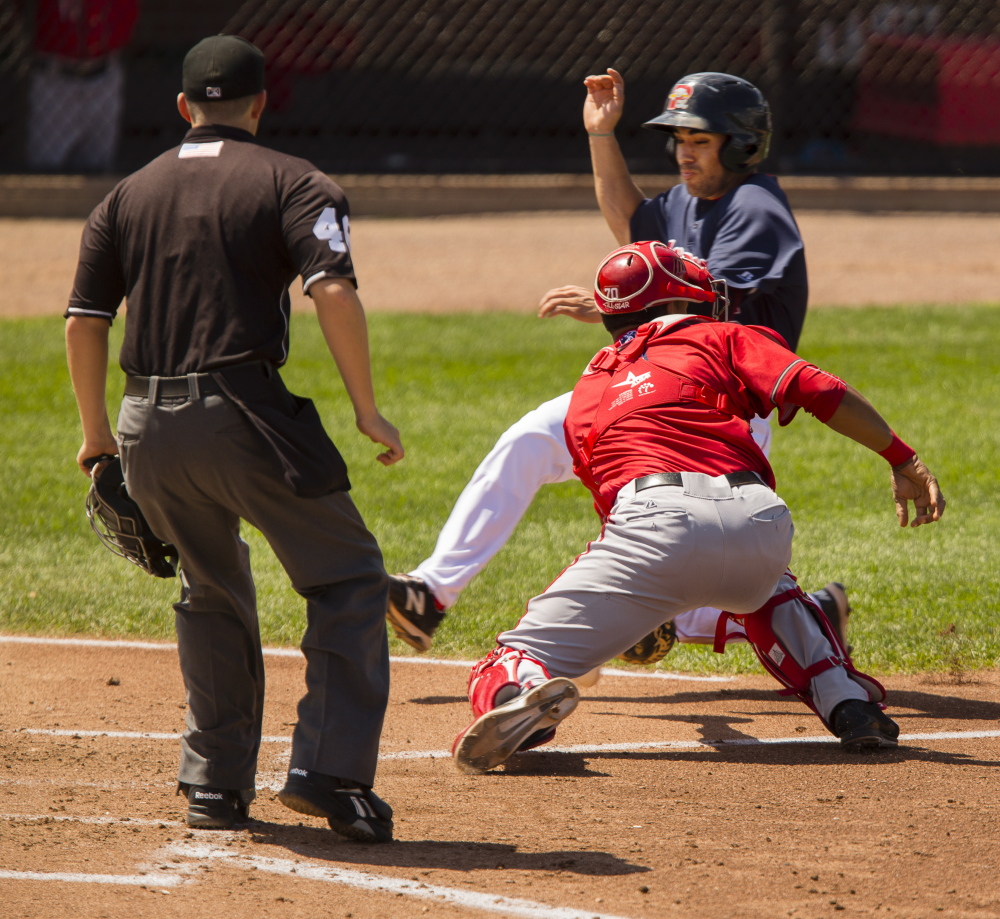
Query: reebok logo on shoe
193 791 225 800
289 768 309 778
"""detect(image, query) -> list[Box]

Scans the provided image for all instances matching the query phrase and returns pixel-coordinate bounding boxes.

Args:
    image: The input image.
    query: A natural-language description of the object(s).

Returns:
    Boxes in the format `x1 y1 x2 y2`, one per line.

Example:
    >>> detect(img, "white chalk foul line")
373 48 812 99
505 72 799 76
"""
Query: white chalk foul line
165 841 633 919
0 835 635 918
380 728 1000 760
0 868 183 887
11 726 994 760
0 633 732 682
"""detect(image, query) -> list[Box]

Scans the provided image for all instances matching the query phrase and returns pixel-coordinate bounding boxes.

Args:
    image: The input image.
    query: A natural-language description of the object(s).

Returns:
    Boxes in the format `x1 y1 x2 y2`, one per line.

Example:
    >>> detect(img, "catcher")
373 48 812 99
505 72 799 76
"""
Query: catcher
453 241 944 774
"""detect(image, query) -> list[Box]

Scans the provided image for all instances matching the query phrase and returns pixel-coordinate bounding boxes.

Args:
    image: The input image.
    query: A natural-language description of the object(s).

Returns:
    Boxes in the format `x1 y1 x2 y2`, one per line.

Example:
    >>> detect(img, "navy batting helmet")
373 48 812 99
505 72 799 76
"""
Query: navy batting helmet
643 72 771 174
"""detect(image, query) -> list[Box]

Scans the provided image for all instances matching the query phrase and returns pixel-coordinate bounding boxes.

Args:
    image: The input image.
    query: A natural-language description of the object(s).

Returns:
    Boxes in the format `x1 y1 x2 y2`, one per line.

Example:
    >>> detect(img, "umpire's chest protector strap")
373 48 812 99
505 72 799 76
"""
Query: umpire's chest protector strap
577 321 749 464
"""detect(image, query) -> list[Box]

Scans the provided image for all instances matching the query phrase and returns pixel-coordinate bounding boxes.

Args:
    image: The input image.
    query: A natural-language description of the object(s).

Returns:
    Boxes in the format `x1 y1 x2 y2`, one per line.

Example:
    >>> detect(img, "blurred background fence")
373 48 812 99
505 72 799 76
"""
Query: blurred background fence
3 0 1000 176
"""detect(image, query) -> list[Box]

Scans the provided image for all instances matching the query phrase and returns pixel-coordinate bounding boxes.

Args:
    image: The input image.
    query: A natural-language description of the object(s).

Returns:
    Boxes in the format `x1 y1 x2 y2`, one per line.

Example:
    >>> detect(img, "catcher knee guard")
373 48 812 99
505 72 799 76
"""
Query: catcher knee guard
732 584 886 731
467 647 552 718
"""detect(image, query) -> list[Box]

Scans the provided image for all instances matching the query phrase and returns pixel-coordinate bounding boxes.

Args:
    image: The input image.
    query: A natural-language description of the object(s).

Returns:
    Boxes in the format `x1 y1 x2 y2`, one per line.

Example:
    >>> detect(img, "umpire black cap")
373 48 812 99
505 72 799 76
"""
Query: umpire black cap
182 35 265 102
643 72 771 174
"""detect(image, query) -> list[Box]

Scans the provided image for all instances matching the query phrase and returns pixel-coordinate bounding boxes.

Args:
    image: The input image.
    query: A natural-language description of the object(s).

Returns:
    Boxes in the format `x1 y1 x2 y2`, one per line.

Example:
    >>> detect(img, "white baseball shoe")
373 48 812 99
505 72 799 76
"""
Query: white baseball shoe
452 678 579 775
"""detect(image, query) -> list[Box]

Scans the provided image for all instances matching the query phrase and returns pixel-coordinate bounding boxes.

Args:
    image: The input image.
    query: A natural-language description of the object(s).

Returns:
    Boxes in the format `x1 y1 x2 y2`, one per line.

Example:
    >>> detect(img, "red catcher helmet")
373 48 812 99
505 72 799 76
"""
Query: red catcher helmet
593 241 729 320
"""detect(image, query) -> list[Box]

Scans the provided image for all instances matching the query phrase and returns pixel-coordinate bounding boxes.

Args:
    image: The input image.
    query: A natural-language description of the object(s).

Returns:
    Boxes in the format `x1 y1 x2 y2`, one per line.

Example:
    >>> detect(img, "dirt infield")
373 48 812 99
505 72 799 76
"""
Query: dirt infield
1 636 998 919
4 211 1000 318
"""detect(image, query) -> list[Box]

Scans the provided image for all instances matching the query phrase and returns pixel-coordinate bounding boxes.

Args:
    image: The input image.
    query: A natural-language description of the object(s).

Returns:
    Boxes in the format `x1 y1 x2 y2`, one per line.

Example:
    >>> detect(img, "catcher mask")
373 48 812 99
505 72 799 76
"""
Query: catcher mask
85 455 178 578
593 241 729 320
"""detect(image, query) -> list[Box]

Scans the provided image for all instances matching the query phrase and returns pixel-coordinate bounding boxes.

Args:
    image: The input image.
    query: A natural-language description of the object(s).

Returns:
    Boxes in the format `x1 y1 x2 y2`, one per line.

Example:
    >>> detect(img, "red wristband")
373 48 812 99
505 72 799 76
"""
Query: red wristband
878 432 916 468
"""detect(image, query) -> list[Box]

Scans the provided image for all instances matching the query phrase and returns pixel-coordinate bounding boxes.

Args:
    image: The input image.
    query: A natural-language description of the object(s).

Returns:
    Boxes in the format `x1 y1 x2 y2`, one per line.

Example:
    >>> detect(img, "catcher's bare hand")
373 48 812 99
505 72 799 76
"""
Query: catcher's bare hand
891 456 945 527
77 437 119 476
357 411 404 466
583 68 625 134
537 286 603 323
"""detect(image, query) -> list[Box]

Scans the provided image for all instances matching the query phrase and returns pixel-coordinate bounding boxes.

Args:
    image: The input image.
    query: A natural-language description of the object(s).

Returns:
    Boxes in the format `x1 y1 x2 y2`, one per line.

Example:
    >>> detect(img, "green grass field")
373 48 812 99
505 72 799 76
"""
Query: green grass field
1 306 997 674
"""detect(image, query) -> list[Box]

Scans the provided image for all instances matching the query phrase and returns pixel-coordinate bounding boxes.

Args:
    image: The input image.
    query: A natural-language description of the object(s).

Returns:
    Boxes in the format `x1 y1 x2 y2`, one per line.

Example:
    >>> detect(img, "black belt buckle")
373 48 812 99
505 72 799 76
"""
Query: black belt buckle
124 373 221 400
635 472 684 492
724 471 761 488
635 470 760 492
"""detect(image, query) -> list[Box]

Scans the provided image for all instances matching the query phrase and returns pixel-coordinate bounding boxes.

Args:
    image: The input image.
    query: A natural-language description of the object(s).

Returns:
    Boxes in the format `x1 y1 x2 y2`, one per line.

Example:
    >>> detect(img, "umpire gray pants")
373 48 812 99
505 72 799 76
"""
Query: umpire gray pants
500 472 868 722
118 387 390 791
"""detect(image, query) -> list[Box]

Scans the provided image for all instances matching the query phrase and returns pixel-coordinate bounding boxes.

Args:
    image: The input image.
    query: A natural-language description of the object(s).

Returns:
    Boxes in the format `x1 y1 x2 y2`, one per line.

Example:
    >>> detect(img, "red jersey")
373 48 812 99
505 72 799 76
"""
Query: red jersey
564 315 846 517
35 0 138 60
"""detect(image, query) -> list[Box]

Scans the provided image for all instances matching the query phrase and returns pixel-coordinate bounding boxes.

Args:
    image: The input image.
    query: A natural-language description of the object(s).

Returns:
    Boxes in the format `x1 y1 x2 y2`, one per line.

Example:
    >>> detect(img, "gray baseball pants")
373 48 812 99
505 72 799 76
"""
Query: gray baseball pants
118 387 390 791
499 472 868 722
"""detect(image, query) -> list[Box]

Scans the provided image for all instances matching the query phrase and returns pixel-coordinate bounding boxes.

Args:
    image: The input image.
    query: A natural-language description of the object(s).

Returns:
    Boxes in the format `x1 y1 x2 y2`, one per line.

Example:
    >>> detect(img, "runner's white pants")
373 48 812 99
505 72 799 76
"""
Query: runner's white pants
499 474 868 723
411 391 773 645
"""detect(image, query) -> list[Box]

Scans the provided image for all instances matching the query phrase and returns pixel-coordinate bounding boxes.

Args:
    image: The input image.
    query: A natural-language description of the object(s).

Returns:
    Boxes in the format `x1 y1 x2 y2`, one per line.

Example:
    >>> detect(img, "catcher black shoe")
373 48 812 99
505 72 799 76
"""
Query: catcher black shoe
277 769 394 844
452 678 580 775
812 581 852 653
832 699 900 752
178 783 251 829
386 574 446 652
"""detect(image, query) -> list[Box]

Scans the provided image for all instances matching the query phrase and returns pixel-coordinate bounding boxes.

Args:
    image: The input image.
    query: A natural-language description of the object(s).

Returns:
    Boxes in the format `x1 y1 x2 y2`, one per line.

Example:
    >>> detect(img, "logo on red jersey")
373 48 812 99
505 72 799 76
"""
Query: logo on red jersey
637 381 655 396
612 371 651 389
608 389 633 410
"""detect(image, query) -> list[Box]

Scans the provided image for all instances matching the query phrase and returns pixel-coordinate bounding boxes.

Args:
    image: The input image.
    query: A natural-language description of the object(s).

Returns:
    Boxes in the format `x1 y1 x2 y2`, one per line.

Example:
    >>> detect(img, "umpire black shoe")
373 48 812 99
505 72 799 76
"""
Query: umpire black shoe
178 783 251 829
386 574 446 652
832 699 900 752
277 769 394 843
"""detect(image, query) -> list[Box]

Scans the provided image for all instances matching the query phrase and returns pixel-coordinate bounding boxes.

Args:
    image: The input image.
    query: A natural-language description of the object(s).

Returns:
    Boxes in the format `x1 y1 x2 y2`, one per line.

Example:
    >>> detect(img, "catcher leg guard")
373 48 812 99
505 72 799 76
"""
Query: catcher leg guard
734 579 893 744
453 647 579 774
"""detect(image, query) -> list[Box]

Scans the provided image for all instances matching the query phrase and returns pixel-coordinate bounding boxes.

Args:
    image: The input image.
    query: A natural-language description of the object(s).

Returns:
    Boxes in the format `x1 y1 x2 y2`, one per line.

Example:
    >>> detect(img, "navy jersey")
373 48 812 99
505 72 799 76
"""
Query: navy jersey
630 174 808 350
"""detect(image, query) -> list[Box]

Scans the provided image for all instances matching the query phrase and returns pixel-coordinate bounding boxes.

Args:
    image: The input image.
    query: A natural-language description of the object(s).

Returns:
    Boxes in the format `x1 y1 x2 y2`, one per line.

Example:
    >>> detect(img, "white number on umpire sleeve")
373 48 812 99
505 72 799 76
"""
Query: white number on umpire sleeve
312 207 349 253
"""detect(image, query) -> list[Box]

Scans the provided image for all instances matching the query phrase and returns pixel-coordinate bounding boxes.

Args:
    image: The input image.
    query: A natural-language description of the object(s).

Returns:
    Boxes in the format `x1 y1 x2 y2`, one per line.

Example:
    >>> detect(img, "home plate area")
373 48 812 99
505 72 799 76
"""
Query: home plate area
1 636 999 918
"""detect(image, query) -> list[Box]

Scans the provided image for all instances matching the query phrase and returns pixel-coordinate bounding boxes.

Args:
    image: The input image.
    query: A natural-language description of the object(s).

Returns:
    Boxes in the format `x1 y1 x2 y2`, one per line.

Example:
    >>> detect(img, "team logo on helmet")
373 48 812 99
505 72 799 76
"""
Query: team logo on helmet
667 84 693 110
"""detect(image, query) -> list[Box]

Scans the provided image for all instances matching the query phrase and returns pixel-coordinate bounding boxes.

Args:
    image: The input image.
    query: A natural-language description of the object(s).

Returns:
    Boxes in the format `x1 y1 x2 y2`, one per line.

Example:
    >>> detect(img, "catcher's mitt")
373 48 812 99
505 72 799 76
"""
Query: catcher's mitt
85 455 178 578
617 620 677 665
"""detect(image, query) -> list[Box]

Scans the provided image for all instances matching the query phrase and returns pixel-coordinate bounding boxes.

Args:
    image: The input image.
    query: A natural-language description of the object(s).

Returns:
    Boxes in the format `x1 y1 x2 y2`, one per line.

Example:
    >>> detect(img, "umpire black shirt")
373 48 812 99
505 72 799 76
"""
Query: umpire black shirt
67 124 356 376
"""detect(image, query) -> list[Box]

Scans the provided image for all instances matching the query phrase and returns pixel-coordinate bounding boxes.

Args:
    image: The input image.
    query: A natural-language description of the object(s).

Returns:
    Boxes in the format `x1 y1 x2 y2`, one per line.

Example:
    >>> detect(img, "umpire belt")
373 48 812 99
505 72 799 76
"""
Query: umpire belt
124 372 223 402
635 470 762 492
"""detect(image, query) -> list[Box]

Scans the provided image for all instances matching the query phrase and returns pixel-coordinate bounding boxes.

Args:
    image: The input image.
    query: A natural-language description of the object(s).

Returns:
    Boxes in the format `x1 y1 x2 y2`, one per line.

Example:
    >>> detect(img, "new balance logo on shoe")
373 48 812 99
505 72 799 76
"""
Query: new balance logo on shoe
406 586 426 617
386 574 447 652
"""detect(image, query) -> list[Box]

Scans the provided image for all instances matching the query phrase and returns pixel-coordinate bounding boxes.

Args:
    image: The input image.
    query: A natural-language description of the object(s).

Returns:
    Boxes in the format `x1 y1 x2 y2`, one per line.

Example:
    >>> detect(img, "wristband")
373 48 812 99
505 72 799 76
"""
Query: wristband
878 432 916 469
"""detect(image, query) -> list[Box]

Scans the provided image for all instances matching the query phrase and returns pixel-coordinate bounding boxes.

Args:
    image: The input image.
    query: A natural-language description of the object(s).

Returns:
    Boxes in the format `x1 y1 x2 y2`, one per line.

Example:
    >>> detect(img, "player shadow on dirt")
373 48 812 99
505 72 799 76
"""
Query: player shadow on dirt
564 743 1000 769
408 695 467 705
586 685 1000 725
245 822 649 875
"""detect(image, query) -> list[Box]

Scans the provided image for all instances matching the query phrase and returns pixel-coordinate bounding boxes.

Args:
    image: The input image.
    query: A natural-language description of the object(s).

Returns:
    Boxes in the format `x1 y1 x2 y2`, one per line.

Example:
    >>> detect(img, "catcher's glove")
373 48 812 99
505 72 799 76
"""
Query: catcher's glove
617 620 677 665
85 455 178 578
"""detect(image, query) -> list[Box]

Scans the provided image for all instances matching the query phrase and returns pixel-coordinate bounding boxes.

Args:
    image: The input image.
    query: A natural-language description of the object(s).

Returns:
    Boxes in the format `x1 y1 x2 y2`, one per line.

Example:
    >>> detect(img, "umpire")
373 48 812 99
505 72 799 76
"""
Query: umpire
65 35 402 842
